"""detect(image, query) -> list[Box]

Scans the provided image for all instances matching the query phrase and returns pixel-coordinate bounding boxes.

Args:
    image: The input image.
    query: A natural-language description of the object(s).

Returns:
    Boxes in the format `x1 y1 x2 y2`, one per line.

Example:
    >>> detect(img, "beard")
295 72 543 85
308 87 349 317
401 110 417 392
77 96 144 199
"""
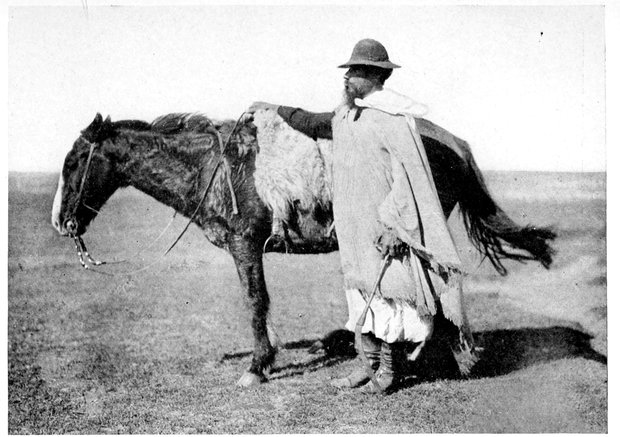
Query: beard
342 81 376 108
342 87 359 109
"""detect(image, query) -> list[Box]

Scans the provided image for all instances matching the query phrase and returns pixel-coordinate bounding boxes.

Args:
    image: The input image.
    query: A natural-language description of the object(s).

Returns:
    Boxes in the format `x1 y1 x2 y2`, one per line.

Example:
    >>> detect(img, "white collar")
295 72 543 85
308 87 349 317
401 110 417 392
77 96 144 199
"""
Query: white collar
354 88 428 117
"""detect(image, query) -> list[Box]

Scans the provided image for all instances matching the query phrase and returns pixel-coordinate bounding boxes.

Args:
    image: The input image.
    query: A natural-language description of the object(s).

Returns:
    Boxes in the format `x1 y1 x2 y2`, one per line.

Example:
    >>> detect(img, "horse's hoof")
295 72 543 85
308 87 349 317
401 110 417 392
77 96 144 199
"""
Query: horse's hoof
236 371 266 388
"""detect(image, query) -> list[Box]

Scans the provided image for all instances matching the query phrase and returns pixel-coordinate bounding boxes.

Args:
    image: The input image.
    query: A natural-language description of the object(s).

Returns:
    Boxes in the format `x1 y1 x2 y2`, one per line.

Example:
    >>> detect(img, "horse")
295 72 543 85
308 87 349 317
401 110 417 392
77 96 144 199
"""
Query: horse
51 111 556 387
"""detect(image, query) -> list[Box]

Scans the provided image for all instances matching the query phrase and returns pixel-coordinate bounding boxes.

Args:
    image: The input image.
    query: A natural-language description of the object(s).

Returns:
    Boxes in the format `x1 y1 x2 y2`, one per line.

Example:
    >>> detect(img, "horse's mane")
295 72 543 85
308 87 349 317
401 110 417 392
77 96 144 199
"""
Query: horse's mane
111 119 152 131
150 113 217 135
86 113 256 174
108 113 252 145
102 112 256 171
148 113 257 158
107 113 218 136
91 113 218 171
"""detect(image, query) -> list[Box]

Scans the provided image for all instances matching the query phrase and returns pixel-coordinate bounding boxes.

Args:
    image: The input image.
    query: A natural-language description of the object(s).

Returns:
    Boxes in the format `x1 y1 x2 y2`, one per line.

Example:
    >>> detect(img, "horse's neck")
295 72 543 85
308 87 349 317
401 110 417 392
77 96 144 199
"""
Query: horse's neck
112 132 209 218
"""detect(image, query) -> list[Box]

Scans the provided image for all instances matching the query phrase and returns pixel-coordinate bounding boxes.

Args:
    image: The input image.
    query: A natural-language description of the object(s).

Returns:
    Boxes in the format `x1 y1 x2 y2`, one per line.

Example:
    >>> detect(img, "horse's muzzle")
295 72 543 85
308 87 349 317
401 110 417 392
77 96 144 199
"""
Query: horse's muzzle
52 215 70 236
62 218 79 236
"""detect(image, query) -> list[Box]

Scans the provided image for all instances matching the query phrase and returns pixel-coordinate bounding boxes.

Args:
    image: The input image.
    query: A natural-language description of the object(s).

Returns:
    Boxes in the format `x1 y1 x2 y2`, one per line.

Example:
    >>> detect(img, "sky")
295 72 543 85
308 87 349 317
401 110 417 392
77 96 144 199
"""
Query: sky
6 2 611 172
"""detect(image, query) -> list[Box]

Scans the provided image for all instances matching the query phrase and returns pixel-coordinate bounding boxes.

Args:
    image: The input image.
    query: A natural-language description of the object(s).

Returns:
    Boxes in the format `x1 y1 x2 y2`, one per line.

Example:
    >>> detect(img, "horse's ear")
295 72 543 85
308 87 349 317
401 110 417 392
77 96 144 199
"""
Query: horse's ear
102 115 113 129
96 115 116 140
82 113 104 137
89 113 103 130
102 115 114 132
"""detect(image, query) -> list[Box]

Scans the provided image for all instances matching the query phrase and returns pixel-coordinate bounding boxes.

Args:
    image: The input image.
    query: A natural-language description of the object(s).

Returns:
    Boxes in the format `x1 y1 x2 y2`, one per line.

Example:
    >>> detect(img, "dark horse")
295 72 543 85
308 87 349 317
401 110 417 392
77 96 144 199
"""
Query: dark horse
51 112 556 387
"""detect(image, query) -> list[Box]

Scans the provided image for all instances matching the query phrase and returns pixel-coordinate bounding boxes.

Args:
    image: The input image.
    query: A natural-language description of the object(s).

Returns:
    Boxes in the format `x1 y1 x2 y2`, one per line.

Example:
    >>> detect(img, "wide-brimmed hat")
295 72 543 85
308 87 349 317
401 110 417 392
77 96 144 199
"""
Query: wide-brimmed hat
338 38 401 69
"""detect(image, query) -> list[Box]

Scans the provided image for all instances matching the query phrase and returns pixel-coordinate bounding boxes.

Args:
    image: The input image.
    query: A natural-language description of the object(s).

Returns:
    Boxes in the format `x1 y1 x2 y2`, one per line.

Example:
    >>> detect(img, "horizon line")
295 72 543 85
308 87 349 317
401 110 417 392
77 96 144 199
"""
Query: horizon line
7 168 607 175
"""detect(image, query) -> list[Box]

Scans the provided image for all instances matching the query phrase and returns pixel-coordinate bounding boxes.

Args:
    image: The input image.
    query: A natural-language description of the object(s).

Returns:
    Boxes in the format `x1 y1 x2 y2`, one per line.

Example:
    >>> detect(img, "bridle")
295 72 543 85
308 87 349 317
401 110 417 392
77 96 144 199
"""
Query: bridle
65 114 245 275
62 136 109 271
71 136 99 218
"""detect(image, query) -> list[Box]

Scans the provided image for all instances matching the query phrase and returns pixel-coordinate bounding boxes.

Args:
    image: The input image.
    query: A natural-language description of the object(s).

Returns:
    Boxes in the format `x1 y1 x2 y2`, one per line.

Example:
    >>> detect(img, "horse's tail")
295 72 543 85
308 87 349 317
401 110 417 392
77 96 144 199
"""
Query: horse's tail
456 138 556 275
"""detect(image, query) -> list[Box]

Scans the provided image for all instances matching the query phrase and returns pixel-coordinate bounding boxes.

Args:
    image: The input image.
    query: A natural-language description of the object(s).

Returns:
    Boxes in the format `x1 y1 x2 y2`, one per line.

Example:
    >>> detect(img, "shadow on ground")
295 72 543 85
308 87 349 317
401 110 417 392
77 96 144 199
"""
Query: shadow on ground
219 335 357 380
403 325 607 386
220 326 607 384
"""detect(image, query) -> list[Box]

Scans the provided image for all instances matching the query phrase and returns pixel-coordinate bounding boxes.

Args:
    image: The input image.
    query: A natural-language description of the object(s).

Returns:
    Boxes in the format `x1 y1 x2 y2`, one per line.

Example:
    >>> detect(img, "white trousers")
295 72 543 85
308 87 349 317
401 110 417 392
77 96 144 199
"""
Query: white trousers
344 288 434 344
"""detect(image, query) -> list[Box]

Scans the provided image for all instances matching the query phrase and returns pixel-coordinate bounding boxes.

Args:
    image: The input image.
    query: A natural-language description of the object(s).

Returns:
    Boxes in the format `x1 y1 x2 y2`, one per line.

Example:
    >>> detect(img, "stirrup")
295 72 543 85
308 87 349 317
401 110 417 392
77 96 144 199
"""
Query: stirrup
264 218 292 253
262 233 291 253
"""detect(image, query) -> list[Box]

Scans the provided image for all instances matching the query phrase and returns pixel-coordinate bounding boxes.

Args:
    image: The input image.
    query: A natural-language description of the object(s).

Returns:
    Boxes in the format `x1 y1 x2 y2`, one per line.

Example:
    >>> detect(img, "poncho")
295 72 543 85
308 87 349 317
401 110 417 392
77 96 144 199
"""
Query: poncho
332 88 476 370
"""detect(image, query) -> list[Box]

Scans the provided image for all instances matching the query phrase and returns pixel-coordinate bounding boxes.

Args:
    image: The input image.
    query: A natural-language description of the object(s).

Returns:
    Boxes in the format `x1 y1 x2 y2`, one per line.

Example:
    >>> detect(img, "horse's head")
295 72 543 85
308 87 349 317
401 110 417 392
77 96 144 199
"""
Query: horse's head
51 113 123 237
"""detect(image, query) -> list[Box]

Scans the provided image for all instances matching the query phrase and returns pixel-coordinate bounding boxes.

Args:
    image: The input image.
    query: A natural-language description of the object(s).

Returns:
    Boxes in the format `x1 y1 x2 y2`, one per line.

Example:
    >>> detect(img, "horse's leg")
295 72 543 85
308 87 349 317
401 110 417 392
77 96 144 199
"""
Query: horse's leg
229 234 276 387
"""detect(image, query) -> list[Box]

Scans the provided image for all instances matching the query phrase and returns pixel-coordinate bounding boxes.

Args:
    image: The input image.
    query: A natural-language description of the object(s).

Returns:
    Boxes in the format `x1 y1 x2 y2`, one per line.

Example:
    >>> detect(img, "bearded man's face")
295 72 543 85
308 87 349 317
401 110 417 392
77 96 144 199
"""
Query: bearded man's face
342 66 388 108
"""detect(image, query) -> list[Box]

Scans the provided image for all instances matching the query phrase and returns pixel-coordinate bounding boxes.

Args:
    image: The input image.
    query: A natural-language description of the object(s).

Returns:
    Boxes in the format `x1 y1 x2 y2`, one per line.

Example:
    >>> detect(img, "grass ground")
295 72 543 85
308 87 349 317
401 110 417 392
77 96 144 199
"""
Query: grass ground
7 171 607 433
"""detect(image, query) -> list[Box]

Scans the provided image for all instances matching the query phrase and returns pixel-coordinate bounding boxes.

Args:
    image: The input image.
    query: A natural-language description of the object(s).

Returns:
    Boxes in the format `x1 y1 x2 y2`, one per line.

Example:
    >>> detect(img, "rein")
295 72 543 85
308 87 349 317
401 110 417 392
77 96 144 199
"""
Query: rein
163 113 244 255
68 113 247 275
65 137 111 273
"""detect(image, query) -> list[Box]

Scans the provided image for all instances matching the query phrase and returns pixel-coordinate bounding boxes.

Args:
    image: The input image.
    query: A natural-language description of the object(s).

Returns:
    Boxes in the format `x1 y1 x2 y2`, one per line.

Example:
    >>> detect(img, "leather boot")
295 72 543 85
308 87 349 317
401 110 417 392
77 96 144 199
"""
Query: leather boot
330 333 381 388
362 341 399 393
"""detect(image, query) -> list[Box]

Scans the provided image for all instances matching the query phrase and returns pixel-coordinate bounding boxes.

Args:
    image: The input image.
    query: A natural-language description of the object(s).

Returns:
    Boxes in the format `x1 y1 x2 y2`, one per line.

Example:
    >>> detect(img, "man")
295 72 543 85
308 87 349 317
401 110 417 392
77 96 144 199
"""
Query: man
248 39 476 392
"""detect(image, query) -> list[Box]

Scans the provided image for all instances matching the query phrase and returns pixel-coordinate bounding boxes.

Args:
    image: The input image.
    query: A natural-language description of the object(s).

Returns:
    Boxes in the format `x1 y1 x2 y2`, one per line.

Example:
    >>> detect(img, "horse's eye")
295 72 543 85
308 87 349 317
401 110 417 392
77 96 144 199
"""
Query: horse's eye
64 157 78 174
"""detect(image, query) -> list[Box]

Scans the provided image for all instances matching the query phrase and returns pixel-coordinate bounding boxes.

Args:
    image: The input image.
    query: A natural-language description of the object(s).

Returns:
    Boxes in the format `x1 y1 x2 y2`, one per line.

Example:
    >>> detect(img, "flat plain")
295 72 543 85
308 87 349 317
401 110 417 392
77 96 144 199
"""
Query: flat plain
8 171 607 433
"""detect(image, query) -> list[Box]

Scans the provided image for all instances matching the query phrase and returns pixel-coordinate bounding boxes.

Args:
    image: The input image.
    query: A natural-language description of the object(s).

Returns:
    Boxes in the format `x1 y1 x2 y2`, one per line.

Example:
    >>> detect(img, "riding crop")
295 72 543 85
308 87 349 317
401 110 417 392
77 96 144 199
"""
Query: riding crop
355 254 391 394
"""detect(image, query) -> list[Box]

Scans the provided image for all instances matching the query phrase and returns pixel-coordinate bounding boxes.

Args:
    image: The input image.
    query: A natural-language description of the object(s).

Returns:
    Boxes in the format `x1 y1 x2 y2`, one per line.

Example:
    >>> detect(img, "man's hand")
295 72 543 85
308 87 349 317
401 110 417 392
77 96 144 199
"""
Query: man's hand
375 228 409 259
247 101 279 114
241 101 279 123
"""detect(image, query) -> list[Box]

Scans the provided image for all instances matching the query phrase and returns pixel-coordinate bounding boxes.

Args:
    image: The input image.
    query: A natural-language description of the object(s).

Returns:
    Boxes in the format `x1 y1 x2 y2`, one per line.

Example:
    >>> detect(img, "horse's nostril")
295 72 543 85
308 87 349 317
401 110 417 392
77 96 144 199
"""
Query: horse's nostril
64 219 78 234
